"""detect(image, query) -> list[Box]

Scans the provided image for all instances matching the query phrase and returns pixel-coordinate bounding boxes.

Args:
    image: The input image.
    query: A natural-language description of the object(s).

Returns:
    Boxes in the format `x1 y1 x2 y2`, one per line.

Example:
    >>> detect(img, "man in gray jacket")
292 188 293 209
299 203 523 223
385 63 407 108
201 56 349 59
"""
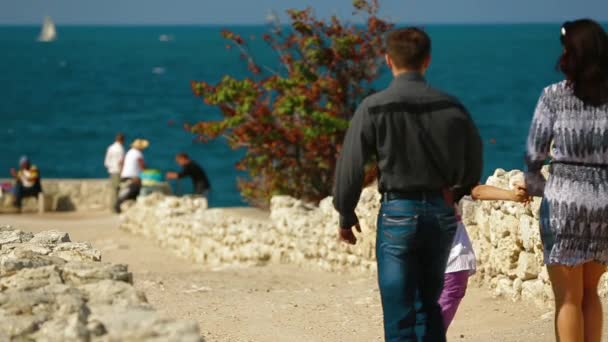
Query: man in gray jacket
333 28 482 341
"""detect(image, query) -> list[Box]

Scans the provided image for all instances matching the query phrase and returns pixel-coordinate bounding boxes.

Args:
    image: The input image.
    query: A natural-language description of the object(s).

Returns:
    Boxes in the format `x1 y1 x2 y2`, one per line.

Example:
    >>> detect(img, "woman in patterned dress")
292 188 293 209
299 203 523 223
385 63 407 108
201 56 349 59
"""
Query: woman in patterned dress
525 19 608 342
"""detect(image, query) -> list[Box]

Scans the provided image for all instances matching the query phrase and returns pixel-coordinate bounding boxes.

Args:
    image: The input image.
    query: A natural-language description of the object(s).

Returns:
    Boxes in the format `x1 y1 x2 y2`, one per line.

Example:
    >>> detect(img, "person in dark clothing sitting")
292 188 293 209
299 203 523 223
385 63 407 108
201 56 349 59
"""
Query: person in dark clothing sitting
10 156 43 210
165 153 211 196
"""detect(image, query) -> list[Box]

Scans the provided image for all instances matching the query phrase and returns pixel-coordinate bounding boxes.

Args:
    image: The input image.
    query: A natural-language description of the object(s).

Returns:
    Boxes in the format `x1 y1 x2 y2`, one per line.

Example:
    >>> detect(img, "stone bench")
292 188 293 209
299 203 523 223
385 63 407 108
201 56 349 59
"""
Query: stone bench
0 179 112 213
0 179 173 214
0 192 53 214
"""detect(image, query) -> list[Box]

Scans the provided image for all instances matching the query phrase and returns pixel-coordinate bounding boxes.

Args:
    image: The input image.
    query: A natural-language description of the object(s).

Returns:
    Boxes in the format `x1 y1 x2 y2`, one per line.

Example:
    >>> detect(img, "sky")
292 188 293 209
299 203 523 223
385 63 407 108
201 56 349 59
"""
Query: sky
1 0 607 25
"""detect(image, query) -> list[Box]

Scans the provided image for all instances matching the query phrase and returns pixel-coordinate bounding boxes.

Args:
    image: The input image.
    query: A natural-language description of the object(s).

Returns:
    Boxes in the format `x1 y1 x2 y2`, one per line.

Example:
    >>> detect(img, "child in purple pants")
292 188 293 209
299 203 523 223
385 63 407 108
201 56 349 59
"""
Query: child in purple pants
440 183 529 329
439 220 476 329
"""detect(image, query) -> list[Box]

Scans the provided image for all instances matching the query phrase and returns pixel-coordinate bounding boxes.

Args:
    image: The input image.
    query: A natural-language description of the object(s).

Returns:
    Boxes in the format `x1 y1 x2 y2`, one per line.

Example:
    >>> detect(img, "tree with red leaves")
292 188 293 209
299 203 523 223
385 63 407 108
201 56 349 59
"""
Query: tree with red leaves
190 0 392 207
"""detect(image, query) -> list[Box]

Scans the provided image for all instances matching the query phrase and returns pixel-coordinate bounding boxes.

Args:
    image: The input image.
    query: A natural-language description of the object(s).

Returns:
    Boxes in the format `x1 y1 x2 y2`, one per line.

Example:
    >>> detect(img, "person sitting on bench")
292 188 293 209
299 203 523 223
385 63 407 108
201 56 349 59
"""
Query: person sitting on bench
10 156 42 211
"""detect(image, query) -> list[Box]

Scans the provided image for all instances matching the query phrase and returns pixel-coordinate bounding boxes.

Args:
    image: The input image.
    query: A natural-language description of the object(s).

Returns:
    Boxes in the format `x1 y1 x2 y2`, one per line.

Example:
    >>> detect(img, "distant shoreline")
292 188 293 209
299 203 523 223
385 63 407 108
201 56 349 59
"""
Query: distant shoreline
0 22 600 28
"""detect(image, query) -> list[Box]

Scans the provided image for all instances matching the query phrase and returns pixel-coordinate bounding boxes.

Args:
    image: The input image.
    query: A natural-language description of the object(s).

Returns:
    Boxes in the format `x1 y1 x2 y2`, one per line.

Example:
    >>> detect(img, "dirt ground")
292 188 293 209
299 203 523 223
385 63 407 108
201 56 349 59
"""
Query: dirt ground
3 212 606 342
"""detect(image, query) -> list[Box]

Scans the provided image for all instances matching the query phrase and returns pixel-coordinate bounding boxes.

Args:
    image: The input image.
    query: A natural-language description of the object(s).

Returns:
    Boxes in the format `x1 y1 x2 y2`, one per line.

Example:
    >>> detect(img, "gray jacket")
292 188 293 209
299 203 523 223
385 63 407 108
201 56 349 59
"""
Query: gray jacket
333 72 483 228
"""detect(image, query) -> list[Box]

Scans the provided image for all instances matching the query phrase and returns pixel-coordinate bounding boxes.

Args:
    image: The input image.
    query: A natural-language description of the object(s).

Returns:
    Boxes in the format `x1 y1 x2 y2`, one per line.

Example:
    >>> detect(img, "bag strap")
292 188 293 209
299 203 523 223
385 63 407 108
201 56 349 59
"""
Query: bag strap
411 112 456 205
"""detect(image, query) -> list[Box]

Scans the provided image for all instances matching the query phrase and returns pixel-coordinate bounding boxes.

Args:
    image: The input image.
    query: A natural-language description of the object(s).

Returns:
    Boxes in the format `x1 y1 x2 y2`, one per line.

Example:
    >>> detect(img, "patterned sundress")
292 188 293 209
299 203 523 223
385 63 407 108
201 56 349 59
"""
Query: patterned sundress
526 81 608 266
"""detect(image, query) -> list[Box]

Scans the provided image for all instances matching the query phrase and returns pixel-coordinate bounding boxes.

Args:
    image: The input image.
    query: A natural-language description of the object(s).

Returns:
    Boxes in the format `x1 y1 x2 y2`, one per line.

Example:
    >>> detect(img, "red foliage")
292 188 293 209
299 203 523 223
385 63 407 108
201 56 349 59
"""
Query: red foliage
190 0 392 207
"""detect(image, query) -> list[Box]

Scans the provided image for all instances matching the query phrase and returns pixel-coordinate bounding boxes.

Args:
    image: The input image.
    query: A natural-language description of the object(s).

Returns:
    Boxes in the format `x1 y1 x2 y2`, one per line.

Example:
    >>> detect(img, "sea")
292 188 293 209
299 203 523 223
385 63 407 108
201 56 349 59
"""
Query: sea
0 24 576 206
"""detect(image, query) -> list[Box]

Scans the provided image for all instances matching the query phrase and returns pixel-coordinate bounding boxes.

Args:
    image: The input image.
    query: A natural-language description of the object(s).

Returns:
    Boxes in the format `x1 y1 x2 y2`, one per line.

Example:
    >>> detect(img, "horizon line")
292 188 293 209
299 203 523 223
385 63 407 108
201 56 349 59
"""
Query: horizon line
0 20 597 27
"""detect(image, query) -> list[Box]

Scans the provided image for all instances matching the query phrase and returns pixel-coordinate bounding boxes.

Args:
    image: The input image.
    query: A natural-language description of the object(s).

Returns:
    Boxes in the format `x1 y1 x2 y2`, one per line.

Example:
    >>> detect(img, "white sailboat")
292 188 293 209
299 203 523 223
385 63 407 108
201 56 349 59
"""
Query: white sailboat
159 34 174 42
266 10 279 26
38 16 57 42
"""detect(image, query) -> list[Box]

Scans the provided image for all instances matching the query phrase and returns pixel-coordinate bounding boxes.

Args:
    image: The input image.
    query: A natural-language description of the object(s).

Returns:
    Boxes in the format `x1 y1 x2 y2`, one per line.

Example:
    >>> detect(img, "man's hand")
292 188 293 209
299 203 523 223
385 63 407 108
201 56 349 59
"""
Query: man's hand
165 171 178 180
9 168 17 178
338 224 362 245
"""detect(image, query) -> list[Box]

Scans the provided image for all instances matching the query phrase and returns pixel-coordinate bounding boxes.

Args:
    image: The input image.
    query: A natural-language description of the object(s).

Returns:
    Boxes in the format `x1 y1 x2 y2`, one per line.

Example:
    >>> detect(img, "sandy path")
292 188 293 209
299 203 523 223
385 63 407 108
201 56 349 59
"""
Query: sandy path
2 212 605 342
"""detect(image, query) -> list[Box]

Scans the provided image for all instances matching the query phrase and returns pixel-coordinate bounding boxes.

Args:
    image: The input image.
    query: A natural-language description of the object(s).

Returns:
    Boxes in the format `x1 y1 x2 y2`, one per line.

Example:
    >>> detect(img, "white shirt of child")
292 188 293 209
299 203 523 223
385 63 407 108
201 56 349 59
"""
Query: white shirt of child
104 142 125 174
121 148 143 179
445 220 477 275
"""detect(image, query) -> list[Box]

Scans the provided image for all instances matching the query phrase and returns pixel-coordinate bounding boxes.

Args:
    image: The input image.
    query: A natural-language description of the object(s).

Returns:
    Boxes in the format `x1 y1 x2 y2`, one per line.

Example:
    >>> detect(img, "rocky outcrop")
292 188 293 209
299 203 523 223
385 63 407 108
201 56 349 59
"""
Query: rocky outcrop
0 225 202 341
120 169 608 308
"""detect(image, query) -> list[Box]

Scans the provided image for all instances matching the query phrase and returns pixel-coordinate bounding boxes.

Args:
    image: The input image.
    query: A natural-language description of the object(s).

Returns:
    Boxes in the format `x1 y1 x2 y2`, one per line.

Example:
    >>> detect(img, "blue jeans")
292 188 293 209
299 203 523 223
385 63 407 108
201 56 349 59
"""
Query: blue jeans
376 196 457 342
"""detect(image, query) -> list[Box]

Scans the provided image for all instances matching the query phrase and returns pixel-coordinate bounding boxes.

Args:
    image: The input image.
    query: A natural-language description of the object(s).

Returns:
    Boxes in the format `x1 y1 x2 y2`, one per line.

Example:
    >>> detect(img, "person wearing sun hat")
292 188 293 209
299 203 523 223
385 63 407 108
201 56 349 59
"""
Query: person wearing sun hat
115 138 149 213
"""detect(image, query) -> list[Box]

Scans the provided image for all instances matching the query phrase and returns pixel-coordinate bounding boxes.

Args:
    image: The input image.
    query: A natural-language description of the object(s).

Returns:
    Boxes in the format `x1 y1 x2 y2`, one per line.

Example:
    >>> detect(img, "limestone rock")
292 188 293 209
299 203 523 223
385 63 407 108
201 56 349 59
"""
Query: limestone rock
0 227 201 341
0 312 39 339
0 265 63 291
600 274 608 297
519 214 541 252
530 197 542 219
13 242 54 256
88 305 201 342
494 277 520 301
515 252 541 281
488 235 520 277
513 278 523 293
51 242 102 262
61 261 132 285
29 230 71 246
0 284 87 321
79 280 149 307
538 267 550 283
460 198 479 226
31 313 90 342
0 250 66 276
522 279 552 307
0 228 34 246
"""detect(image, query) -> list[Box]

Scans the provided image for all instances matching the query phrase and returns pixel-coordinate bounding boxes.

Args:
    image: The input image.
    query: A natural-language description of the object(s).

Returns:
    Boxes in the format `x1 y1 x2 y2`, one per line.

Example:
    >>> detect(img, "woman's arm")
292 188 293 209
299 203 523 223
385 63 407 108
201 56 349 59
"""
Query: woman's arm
471 184 528 202
525 89 556 196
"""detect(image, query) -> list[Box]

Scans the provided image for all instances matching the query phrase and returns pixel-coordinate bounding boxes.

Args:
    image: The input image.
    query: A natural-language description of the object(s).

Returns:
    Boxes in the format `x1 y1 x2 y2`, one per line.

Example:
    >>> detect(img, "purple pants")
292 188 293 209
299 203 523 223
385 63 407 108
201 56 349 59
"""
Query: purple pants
438 270 469 329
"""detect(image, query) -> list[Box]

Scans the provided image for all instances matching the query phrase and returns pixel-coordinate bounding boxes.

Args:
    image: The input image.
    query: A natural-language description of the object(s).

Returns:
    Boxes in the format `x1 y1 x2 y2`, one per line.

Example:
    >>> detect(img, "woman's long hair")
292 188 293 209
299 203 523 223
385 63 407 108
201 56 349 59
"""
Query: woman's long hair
559 19 608 107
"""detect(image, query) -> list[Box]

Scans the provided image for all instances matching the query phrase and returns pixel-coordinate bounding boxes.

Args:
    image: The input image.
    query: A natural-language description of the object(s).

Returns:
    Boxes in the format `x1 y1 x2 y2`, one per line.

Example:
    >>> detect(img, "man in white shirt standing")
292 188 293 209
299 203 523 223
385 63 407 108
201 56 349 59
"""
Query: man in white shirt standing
104 133 125 212
115 138 148 213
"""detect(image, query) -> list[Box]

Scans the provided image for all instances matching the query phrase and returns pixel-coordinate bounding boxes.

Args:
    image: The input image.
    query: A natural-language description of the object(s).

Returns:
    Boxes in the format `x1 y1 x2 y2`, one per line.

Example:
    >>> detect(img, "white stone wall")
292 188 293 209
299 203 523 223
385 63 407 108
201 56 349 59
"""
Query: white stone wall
0 225 201 341
120 170 608 308
120 189 381 273
461 169 553 306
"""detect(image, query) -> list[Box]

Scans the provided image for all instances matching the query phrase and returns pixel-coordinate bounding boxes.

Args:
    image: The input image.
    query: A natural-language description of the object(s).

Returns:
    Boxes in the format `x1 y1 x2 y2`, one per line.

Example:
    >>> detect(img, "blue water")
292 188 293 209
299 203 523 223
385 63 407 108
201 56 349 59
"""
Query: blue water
0 24 571 206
